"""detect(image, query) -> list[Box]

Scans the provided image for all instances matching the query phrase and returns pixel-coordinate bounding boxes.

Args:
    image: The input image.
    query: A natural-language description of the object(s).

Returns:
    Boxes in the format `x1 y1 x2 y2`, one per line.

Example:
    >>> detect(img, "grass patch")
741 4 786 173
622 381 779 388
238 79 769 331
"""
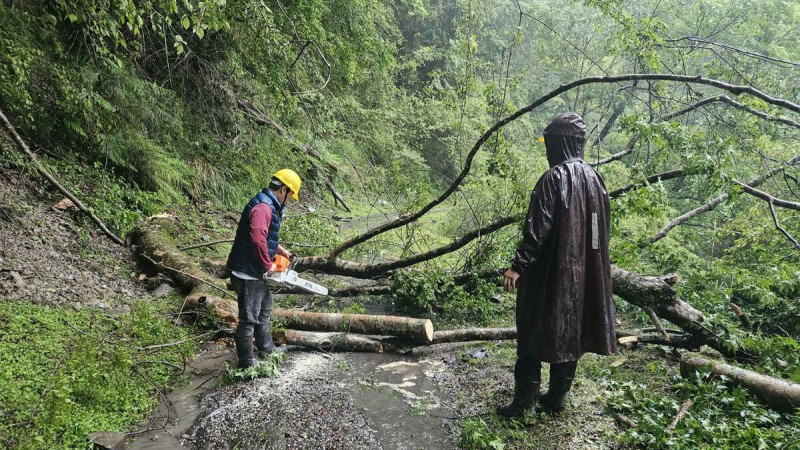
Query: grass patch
0 297 197 449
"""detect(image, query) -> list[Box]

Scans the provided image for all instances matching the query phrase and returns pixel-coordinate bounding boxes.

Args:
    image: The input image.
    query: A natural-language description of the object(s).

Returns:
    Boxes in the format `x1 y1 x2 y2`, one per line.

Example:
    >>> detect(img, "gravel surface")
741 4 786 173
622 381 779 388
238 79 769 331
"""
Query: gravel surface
191 353 381 450
0 170 148 307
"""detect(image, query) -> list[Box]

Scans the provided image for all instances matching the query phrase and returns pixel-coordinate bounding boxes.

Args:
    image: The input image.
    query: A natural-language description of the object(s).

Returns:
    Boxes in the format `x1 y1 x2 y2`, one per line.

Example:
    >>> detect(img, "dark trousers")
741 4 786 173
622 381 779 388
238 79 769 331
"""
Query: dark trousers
231 276 276 367
515 356 577 384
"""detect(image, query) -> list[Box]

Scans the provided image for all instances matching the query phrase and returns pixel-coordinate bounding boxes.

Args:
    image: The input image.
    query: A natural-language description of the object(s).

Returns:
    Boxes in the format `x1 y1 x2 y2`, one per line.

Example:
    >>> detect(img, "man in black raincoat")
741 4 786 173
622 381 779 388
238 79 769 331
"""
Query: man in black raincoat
499 112 617 418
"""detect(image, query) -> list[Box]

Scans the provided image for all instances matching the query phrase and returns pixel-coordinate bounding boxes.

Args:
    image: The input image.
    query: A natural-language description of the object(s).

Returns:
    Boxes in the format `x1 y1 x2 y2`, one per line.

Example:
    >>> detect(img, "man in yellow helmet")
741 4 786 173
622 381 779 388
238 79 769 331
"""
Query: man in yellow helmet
226 168 301 368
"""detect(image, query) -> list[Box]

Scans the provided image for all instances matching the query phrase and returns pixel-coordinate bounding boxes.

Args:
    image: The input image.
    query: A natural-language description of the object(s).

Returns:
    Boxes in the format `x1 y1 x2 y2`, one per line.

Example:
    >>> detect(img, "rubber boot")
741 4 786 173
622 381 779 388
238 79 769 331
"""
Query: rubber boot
254 317 287 358
539 361 577 414
498 357 541 418
497 381 540 418
256 345 287 359
235 327 259 369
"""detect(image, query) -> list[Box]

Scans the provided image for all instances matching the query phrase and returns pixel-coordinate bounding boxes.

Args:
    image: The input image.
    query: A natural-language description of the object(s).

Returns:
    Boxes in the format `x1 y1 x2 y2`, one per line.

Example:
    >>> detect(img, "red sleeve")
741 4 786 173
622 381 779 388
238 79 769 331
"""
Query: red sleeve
249 203 273 272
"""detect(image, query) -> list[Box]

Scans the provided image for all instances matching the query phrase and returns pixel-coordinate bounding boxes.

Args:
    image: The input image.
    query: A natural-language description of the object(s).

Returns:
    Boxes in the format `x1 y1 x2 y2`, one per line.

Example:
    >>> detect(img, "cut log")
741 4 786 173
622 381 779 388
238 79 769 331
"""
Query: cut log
185 283 238 328
680 355 800 412
272 310 434 343
277 330 384 352
431 327 517 344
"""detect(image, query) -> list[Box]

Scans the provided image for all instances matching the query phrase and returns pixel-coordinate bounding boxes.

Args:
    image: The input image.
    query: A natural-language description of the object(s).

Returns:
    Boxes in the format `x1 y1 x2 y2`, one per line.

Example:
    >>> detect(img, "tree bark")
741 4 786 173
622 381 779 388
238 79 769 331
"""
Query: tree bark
680 355 800 412
272 310 434 343
276 329 384 352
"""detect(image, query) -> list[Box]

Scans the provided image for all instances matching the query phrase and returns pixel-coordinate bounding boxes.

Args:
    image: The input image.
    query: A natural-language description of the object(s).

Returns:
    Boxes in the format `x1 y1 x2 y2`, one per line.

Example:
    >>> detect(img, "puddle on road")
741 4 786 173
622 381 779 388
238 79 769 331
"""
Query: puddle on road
338 352 456 450
127 346 456 449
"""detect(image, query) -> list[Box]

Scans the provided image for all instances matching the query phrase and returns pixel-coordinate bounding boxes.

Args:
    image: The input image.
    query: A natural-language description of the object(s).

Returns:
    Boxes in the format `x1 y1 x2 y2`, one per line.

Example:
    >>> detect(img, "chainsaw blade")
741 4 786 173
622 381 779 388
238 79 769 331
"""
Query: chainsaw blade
265 270 328 295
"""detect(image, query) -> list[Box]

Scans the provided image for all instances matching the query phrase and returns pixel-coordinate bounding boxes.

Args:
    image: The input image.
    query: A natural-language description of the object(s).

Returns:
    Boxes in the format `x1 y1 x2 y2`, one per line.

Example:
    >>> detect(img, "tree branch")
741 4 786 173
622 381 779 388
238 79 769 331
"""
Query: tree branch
608 169 688 198
661 95 800 129
651 157 800 243
328 73 799 258
0 109 125 245
768 198 800 249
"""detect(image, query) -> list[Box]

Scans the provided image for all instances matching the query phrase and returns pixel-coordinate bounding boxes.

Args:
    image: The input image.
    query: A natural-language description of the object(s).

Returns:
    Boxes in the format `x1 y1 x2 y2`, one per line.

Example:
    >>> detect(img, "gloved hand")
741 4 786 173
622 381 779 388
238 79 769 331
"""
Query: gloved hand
263 263 277 279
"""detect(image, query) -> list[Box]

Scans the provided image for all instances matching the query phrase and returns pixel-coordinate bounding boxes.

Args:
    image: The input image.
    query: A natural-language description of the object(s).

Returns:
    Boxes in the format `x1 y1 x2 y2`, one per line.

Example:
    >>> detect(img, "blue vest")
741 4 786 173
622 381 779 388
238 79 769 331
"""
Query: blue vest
226 189 283 278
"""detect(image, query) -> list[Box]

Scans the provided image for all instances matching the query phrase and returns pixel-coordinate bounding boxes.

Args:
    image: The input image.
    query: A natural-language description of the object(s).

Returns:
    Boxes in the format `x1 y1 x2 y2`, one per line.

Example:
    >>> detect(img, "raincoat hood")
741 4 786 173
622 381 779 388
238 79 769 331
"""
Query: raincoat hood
543 112 586 167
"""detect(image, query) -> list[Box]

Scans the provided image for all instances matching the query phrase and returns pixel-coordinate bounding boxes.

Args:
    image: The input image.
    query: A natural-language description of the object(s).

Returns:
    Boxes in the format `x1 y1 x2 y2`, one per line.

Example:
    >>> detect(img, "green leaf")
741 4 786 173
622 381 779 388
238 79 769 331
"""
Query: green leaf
67 13 78 23
181 16 190 29
42 13 57 26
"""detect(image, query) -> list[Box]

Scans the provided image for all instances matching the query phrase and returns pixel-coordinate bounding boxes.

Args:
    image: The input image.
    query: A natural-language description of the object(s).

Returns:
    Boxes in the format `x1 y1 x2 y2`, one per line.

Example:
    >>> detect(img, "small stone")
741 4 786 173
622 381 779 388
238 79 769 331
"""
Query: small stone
153 283 174 298
87 431 126 449
106 305 131 316
9 271 25 288
53 198 76 211
471 348 489 359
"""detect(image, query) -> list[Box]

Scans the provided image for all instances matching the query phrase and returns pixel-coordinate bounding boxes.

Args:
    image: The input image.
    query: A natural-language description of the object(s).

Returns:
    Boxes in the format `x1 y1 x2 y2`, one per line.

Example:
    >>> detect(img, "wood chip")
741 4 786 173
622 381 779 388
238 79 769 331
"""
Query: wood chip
618 336 638 344
610 356 628 368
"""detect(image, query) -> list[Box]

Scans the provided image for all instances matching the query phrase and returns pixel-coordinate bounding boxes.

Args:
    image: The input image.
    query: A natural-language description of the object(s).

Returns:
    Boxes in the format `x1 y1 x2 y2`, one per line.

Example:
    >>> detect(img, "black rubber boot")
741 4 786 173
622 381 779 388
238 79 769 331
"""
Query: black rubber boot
234 326 258 369
497 381 540 418
498 357 541 418
539 361 577 414
256 345 287 359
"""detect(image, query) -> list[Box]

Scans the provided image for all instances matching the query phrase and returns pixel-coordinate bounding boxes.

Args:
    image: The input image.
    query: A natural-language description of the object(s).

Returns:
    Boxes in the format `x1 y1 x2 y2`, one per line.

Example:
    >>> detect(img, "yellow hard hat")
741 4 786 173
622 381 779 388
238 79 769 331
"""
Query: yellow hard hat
273 168 301 200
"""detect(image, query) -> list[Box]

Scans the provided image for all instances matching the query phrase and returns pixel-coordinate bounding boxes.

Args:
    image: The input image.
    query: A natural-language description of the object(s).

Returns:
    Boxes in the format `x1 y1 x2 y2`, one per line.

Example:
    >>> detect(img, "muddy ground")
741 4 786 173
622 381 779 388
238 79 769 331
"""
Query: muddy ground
127 341 623 449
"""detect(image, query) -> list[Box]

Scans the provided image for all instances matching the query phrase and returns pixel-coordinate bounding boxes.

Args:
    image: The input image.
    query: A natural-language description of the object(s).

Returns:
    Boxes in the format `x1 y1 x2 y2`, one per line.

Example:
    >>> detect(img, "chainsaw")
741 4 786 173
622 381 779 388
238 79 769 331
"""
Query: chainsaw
264 255 328 295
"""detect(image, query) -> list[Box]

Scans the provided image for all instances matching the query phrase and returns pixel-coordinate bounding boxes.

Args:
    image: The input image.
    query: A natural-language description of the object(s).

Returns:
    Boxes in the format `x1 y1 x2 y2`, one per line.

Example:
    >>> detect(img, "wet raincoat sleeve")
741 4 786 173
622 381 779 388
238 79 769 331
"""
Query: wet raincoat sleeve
511 170 559 276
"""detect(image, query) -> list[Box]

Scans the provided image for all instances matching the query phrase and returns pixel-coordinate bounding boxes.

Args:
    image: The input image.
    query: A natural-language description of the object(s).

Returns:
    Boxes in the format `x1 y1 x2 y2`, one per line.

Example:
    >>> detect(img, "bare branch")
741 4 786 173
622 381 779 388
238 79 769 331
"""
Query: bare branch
661 95 800 129
591 136 639 167
651 157 800 243
768 199 800 249
732 179 800 212
327 73 800 258
664 36 800 68
609 169 688 198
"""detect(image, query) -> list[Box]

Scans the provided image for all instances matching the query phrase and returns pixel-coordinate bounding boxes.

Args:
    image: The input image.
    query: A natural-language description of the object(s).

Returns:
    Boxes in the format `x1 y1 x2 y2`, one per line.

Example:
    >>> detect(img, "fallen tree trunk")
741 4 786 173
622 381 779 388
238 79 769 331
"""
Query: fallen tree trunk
431 327 518 344
680 355 800 412
133 217 751 359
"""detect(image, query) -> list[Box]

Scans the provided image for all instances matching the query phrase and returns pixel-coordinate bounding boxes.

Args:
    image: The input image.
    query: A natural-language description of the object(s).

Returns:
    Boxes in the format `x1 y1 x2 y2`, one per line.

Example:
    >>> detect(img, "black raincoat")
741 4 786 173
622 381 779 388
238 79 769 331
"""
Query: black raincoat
511 113 617 363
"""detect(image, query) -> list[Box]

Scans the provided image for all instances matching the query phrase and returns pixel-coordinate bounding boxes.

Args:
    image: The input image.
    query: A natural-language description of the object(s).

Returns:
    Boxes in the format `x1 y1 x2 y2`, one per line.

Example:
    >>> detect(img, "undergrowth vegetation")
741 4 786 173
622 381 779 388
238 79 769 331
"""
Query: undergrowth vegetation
0 297 197 449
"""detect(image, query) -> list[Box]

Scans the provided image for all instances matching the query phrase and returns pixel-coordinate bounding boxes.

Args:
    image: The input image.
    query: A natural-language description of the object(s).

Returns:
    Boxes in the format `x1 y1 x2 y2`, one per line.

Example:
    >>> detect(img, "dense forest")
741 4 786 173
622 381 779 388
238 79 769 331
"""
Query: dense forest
1 0 799 448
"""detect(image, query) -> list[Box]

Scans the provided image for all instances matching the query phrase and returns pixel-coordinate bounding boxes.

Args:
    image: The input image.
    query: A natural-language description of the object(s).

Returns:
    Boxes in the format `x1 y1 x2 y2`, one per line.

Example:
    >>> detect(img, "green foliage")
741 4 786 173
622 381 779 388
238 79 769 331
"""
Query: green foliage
0 297 196 449
459 417 506 450
389 269 510 326
607 370 800 449
216 352 286 386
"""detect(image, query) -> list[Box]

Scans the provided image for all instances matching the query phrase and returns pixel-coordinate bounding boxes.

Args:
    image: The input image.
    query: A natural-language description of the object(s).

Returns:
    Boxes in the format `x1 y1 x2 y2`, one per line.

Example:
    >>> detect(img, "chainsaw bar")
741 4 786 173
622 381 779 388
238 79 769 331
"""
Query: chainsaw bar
265 270 328 295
